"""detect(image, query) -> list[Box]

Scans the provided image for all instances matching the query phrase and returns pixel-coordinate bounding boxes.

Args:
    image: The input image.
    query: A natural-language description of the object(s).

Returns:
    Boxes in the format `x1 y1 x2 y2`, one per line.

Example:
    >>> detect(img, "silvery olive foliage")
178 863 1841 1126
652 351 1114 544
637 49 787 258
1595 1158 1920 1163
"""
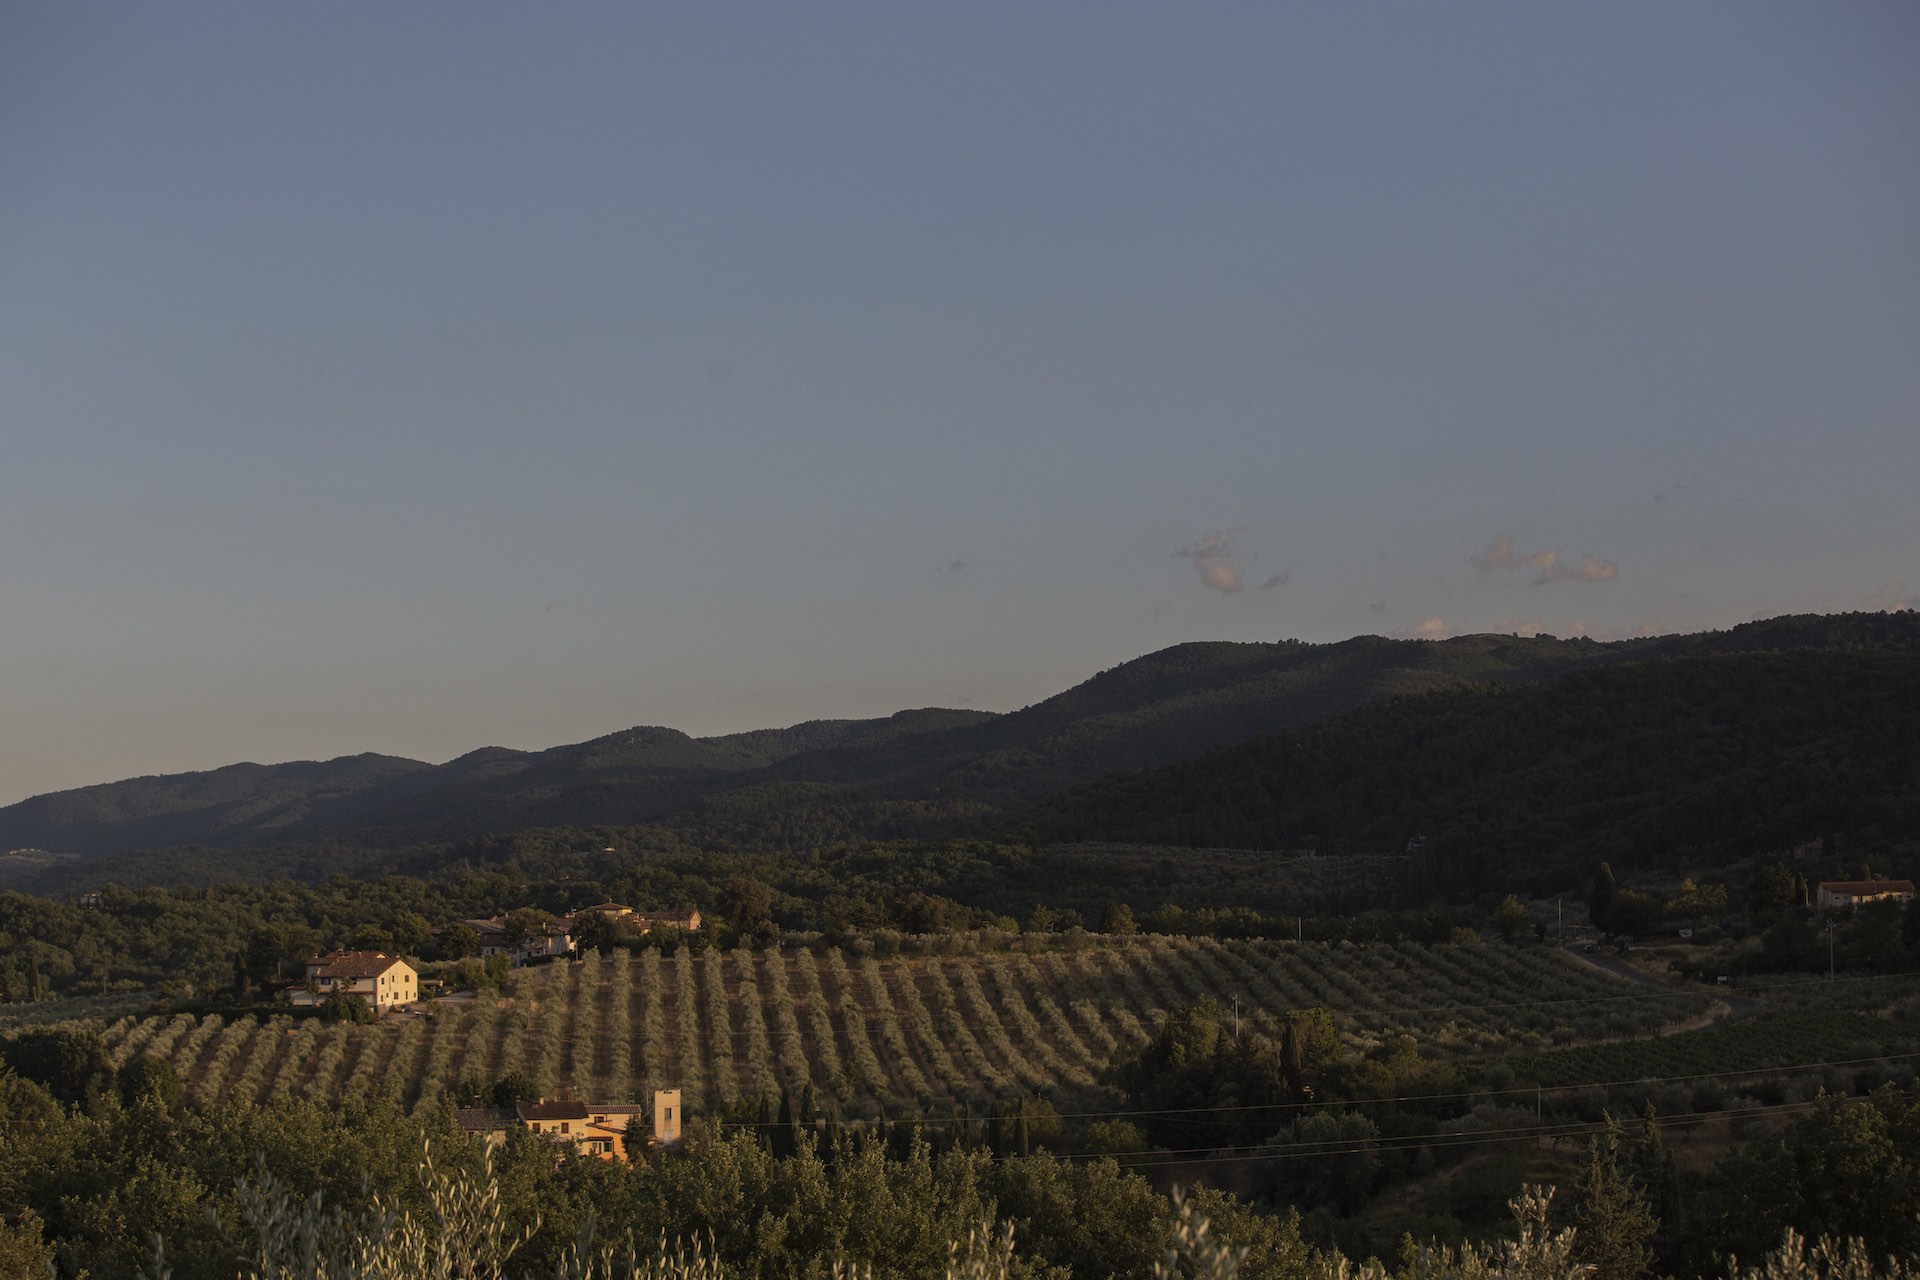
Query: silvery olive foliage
141 1152 1911 1280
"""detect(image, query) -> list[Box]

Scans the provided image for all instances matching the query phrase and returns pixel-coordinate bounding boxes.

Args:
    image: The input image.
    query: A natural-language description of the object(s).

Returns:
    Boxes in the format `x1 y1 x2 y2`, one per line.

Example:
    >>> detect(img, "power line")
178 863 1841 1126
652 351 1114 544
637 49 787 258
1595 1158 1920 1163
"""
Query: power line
1073 1096 1859 1171
703 1051 1920 1131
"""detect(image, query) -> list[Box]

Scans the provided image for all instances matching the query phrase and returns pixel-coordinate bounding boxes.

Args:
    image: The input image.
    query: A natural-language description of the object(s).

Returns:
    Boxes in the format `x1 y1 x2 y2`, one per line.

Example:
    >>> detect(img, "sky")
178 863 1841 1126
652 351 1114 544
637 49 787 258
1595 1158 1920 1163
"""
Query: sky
2 3 1917 805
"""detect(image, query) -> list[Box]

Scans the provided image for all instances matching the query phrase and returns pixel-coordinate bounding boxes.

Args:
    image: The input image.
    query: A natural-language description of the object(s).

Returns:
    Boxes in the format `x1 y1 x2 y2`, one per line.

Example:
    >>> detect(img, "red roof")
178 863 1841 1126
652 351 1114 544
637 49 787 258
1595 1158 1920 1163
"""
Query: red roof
517 1099 589 1122
1820 880 1916 895
311 951 408 979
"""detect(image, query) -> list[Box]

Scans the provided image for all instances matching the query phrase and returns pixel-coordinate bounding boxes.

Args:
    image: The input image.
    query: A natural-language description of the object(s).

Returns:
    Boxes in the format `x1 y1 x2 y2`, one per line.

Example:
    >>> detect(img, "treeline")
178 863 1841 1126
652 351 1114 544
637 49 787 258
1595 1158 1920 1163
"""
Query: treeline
1027 648 1920 899
4 826 1478 1006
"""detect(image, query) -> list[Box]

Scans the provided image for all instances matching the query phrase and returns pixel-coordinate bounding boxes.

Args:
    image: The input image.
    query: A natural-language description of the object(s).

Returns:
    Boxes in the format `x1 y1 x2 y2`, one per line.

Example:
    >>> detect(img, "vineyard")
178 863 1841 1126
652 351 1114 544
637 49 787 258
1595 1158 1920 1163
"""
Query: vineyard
99 938 1709 1117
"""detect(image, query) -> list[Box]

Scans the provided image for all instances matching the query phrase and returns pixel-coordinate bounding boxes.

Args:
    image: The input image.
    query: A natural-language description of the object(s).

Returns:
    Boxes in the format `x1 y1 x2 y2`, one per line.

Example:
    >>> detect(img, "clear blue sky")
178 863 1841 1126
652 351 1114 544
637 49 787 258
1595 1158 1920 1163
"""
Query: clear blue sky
3 3 1916 803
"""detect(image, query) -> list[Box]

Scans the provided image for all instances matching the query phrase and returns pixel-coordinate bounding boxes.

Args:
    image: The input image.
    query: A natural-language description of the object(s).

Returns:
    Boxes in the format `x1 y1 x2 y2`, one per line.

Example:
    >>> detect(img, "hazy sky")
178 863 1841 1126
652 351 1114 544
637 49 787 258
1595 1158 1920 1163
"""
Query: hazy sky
3 3 1917 804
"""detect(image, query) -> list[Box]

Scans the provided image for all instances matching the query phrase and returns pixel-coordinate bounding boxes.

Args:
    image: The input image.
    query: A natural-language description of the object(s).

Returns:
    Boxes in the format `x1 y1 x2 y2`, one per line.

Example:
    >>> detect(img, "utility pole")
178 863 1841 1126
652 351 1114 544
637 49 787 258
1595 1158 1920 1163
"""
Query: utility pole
1829 921 1836 980
1233 998 1241 1042
1297 916 1303 944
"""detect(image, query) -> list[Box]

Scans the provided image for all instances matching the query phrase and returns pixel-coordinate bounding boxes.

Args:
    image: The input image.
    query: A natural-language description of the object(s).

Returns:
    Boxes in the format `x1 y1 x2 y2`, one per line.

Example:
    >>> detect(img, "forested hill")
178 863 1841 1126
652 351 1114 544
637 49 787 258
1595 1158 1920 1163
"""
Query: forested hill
3 610 1914 864
0 711 996 857
1023 644 1920 896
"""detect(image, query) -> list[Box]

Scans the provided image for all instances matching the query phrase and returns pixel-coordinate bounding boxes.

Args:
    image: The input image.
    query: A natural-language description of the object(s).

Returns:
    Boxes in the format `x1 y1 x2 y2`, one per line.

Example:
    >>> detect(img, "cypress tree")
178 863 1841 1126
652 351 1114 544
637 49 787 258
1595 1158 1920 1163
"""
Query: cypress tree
772 1090 795 1160
1591 863 1618 929
1571 1118 1658 1280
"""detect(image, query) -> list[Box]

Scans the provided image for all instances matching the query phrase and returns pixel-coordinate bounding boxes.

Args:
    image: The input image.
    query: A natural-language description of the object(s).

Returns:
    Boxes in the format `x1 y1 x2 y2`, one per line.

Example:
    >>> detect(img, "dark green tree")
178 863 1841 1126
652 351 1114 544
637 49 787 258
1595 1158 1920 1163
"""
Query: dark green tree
490 1071 538 1108
718 876 774 936
116 1055 183 1112
318 992 374 1023
0 1025 112 1106
1591 863 1618 928
1571 1119 1658 1280
1493 894 1529 942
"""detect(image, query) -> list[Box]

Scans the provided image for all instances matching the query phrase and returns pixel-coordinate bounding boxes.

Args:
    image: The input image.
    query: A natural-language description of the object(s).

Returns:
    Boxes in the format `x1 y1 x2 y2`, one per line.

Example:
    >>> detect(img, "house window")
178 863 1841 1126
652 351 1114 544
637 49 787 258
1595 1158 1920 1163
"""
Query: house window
560 1122 570 1134
665 1107 673 1123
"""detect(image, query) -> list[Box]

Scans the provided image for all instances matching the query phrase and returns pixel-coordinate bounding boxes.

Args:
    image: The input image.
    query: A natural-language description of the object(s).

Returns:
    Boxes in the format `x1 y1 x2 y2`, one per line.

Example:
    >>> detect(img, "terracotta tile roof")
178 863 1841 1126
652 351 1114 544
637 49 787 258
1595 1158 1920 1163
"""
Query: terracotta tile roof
517 1099 590 1122
455 1108 516 1130
1820 880 1916 895
311 951 408 979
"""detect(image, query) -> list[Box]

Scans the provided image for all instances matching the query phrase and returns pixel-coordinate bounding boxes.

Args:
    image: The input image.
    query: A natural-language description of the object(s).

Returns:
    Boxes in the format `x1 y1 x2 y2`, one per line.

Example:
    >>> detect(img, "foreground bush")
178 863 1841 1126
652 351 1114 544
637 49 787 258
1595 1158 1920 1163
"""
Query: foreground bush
147 1155 1916 1280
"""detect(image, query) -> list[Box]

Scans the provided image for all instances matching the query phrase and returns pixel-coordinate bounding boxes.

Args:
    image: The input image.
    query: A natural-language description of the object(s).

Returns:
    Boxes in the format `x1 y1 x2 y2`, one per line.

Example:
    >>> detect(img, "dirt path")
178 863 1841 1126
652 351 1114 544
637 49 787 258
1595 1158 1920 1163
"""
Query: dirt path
1561 945 1760 1022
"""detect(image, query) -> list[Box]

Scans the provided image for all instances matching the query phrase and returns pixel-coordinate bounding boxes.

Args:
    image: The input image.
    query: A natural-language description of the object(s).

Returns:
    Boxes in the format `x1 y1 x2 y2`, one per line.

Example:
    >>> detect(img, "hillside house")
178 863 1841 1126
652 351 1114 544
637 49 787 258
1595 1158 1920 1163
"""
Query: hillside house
633 908 701 935
295 952 418 1012
1816 880 1917 912
571 903 702 935
456 1089 682 1161
462 915 576 964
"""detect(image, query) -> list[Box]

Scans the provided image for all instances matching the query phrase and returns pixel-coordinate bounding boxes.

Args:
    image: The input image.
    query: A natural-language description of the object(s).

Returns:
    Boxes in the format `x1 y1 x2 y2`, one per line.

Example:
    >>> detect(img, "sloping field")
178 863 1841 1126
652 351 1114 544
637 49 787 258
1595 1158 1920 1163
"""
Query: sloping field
100 938 1702 1117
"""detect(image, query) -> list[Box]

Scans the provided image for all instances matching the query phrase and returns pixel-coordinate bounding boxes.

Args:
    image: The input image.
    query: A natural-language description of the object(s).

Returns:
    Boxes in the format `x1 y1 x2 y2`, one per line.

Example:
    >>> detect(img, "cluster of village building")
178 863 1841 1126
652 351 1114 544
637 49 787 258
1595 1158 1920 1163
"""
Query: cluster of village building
282 901 701 1158
461 901 702 965
290 901 703 1013
454 1091 684 1160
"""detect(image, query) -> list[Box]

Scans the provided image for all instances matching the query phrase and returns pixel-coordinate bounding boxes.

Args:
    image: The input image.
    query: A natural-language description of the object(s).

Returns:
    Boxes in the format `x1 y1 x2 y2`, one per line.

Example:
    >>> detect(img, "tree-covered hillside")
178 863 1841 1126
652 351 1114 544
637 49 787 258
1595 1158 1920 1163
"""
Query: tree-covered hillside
3 611 1914 866
1025 645 1920 897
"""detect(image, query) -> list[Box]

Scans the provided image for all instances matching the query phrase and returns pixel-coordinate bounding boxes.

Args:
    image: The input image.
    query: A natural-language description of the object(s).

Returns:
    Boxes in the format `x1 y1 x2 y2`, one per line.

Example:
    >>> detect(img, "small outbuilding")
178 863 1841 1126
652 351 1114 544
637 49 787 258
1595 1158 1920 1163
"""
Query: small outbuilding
1816 880 1917 912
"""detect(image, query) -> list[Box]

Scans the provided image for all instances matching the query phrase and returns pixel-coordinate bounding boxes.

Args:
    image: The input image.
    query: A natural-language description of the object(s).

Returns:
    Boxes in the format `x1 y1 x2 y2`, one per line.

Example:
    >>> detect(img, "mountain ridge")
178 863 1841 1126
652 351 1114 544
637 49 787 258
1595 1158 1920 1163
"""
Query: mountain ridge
4 611 1913 861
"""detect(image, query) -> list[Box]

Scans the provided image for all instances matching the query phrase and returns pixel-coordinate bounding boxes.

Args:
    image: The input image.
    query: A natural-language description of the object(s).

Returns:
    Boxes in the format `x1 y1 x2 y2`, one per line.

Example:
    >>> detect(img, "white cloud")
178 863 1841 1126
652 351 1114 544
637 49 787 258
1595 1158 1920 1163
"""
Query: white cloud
1400 615 1450 640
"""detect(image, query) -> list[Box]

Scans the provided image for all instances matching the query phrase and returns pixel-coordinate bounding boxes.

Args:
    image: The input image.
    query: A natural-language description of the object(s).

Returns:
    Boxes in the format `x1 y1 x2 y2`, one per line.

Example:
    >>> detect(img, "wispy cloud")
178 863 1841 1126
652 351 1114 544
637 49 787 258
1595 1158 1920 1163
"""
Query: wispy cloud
1563 554 1620 583
1474 535 1619 585
1651 476 1700 505
1175 529 1245 593
1864 583 1919 612
937 559 967 573
1473 535 1520 573
1398 615 1450 640
1173 528 1292 595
